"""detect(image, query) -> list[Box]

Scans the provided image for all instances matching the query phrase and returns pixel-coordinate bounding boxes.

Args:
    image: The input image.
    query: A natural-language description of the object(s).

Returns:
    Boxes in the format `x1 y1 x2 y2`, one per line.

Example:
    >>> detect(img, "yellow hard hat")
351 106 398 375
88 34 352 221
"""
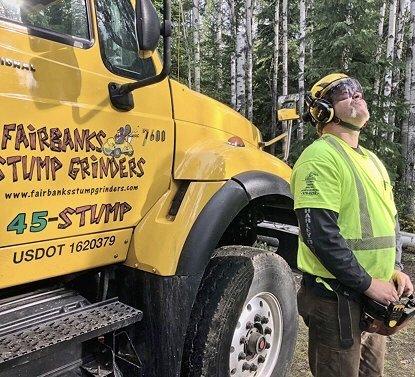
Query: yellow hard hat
310 73 349 100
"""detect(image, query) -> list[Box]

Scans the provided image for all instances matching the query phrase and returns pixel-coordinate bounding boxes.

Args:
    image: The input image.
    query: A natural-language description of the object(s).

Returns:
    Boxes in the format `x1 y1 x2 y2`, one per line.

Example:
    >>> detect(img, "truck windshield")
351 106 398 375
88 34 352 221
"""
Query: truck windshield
0 0 89 40
95 0 155 80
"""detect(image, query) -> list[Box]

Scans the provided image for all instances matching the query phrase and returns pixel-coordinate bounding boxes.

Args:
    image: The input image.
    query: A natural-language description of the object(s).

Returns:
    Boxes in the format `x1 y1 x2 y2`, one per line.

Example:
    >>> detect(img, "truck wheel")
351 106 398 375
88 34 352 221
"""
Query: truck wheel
182 246 298 377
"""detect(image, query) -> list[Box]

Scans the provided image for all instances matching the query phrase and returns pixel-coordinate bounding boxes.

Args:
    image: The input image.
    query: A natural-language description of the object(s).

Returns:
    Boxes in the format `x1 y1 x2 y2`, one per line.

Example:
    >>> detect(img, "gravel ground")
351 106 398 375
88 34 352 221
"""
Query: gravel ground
289 249 415 377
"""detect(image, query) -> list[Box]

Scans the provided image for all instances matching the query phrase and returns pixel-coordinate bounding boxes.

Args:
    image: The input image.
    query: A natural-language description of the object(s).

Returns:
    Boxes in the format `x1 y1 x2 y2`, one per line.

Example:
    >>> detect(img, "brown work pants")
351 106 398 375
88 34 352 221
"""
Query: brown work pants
298 284 386 377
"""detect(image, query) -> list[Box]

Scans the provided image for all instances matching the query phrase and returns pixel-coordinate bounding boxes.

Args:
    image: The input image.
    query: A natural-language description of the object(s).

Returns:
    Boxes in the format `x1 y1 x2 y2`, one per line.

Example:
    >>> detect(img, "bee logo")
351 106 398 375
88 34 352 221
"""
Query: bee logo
103 125 139 158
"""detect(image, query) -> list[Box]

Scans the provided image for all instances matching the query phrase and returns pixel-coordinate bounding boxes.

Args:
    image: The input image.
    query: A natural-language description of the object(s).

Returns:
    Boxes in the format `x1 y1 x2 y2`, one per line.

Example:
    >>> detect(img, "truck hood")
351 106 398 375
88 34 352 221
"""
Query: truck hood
169 80 261 147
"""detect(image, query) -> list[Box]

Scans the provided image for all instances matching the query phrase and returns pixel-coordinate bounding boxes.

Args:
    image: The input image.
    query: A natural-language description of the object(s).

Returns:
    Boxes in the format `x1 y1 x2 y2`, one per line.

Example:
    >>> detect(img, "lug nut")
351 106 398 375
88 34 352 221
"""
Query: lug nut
261 317 269 324
250 364 258 372
264 327 272 335
242 362 251 371
254 314 261 322
246 321 253 330
240 336 246 344
258 355 266 363
231 368 236 374
265 342 271 349
238 352 246 360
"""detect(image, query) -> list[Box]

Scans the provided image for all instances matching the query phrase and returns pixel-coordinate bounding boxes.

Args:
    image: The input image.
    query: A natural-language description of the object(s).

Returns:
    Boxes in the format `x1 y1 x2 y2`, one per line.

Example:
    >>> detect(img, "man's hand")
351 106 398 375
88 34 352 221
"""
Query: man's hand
392 270 414 298
364 279 399 305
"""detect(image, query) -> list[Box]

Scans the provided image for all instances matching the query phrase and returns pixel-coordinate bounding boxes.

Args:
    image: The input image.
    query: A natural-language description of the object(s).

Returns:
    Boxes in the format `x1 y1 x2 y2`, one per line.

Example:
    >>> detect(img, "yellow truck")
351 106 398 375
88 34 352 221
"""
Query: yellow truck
0 0 299 376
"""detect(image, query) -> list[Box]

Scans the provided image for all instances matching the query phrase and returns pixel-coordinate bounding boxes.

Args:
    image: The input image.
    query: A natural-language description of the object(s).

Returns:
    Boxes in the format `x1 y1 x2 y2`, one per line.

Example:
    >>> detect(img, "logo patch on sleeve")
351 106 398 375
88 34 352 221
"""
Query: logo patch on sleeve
300 172 319 196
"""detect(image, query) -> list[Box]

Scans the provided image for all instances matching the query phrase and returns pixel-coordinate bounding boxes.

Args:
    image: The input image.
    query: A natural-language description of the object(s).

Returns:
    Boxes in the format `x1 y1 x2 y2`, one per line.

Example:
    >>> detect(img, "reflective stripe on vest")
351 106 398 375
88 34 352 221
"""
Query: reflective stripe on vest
323 136 395 251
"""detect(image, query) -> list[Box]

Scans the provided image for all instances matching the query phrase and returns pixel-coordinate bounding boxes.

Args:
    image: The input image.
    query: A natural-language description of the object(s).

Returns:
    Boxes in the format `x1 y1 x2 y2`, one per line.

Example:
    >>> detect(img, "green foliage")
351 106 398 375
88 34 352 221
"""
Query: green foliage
167 0 411 217
400 214 415 233
294 0 407 187
252 0 275 138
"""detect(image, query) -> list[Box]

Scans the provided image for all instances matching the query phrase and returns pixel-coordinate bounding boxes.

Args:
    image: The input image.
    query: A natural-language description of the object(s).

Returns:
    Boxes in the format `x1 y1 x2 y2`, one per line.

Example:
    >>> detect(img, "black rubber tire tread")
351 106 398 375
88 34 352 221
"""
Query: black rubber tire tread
181 246 298 377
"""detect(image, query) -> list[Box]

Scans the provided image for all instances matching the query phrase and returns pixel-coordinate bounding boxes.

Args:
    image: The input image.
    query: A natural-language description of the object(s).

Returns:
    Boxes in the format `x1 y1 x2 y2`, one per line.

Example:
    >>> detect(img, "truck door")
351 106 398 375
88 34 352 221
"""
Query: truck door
0 0 174 288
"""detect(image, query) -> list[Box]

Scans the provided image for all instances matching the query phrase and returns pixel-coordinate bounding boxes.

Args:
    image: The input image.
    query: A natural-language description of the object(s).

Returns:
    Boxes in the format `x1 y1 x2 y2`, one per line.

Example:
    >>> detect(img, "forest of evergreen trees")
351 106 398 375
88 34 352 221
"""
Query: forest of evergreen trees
158 0 415 230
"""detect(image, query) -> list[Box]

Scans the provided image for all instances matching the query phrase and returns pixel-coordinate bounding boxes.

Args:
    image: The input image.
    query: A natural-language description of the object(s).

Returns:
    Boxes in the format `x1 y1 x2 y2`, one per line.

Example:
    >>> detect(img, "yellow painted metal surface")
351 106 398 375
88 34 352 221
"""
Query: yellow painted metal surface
174 120 292 182
0 3 174 284
278 108 300 121
124 180 225 275
170 80 291 182
170 80 262 147
0 228 132 289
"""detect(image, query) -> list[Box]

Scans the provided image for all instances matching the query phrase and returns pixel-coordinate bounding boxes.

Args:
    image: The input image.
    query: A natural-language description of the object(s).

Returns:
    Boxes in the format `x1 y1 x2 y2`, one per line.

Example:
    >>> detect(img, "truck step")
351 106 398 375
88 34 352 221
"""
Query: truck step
0 288 142 373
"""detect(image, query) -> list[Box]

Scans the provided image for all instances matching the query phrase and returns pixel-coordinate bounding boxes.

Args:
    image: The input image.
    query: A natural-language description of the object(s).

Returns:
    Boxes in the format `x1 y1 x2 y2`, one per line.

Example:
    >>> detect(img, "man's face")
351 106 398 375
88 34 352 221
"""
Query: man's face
326 78 370 128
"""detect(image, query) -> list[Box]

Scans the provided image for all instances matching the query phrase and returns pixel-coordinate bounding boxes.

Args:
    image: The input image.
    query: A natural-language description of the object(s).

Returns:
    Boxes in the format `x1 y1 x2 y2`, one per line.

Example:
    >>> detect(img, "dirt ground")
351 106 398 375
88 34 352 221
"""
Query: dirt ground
289 249 415 377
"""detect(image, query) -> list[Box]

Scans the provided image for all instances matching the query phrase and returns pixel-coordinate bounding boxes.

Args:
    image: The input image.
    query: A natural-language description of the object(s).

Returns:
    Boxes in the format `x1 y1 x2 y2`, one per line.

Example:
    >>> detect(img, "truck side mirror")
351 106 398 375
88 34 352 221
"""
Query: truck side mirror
136 0 161 58
109 0 172 111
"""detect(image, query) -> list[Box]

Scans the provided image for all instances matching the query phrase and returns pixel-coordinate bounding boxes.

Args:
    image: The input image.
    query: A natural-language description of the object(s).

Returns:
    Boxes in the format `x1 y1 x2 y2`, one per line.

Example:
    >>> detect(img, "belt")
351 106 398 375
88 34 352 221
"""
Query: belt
303 273 337 300
303 273 360 349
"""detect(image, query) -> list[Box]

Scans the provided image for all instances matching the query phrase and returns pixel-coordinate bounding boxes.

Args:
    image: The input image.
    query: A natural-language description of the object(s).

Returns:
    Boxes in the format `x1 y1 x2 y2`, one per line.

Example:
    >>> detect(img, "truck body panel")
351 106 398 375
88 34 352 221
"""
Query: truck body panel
170 81 291 182
170 80 261 147
124 180 225 275
0 4 175 286
174 123 292 181
0 228 132 289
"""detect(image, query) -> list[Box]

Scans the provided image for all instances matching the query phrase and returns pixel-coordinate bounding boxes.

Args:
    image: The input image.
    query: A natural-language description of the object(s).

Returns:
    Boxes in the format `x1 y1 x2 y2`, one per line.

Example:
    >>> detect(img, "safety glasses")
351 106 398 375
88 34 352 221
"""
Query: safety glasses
324 78 364 104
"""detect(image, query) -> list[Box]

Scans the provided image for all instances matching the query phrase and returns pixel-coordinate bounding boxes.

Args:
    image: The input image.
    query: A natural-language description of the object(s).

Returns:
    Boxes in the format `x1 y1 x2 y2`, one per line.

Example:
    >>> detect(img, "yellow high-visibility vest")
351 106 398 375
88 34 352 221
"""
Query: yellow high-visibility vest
291 133 396 282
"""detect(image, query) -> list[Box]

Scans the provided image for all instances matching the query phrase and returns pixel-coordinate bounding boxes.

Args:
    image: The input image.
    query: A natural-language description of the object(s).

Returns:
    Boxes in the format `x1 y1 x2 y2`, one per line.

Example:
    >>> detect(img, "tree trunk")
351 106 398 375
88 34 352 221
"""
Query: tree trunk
178 1 192 88
270 0 280 156
393 0 408 73
282 0 288 155
389 0 409 141
282 0 288 96
216 0 224 92
192 0 201 92
297 0 306 140
176 3 182 82
382 0 398 132
374 0 387 97
308 0 314 60
402 3 413 165
342 2 353 70
405 0 415 215
229 0 237 108
246 0 254 121
236 2 247 115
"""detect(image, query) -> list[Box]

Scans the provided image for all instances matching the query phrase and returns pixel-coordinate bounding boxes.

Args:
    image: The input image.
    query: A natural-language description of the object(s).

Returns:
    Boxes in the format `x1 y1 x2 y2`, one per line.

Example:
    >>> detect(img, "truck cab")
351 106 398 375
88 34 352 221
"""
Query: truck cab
0 1 298 376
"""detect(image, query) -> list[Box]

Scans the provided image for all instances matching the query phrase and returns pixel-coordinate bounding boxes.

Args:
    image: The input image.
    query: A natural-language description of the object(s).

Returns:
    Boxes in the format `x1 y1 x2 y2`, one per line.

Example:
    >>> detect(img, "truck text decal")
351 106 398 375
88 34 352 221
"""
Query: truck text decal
58 202 132 229
0 57 36 72
12 235 117 264
0 124 147 182
7 202 132 235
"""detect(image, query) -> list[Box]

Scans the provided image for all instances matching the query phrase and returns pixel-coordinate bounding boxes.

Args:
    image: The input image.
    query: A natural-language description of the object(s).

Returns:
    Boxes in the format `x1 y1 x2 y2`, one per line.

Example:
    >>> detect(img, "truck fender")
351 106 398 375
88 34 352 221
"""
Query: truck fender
176 170 292 276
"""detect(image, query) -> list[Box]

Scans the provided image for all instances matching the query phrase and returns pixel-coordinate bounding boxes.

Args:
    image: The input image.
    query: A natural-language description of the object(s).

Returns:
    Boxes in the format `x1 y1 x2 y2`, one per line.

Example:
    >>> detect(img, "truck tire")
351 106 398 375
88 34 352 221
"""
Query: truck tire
182 246 298 377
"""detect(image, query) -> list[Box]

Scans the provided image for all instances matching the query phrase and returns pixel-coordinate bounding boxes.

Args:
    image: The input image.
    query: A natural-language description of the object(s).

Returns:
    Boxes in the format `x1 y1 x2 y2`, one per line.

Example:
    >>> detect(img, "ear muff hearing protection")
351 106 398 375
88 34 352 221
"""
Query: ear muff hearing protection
306 93 335 124
305 73 349 126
